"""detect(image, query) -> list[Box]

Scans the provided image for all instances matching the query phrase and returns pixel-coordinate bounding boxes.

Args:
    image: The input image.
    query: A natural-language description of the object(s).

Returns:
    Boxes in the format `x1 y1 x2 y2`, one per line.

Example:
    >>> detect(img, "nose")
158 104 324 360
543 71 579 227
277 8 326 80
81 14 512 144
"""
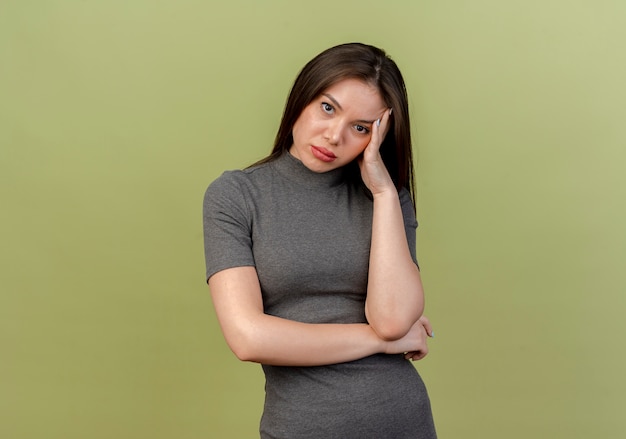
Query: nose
324 119 341 145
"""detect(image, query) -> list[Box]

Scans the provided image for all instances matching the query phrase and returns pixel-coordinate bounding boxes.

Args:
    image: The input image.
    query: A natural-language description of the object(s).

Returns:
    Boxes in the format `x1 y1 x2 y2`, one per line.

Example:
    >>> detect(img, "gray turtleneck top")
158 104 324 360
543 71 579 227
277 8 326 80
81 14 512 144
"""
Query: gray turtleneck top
203 152 436 439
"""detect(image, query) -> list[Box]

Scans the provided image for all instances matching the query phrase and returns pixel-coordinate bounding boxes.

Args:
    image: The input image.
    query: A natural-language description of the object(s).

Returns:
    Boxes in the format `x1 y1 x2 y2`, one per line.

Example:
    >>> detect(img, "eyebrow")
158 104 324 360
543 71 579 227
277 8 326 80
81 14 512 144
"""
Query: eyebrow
321 93 377 125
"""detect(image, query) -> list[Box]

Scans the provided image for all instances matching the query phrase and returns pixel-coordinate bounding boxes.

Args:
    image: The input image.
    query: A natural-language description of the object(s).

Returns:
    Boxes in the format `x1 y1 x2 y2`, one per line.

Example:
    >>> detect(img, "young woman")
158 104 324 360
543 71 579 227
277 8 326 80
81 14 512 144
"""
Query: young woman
203 43 437 438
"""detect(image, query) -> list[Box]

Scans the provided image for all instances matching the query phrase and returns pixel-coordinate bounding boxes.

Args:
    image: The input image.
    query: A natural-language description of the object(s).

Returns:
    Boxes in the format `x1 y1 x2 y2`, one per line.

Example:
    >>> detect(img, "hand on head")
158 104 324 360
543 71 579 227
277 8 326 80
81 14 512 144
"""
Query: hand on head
357 108 395 195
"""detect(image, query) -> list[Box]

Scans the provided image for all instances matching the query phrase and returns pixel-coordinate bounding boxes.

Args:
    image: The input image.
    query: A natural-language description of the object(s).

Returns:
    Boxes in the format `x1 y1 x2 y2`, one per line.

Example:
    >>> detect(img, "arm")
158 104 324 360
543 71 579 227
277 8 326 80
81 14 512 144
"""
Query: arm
365 190 424 340
209 266 429 366
359 109 425 340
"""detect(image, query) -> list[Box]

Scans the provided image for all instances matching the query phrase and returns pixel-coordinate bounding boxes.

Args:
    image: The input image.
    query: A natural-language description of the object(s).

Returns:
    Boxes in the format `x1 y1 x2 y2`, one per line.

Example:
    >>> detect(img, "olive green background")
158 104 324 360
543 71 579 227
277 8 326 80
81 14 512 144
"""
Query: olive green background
2 1 625 438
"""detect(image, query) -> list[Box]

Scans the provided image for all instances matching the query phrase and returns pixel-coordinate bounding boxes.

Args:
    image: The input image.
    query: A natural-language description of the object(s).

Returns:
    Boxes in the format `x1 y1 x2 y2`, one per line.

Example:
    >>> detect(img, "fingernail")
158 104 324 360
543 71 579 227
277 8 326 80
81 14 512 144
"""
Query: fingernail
376 119 380 127
430 331 435 338
389 108 393 116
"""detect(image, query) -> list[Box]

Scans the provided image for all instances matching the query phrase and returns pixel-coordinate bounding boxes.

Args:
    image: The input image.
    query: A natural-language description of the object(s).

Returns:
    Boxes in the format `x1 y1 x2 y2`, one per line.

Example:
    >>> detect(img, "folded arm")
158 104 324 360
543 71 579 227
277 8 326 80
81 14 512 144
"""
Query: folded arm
364 190 424 340
209 266 428 366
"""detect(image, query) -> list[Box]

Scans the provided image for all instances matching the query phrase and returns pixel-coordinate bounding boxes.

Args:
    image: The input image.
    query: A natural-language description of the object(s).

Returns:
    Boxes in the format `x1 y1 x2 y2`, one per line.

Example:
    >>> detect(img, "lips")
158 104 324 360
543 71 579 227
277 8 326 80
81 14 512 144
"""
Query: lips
311 145 337 162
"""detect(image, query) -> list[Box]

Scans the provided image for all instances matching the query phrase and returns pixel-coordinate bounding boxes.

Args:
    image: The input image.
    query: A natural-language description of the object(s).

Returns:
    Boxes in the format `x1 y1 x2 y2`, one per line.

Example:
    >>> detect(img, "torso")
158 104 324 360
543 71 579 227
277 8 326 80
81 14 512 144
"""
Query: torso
203 152 436 438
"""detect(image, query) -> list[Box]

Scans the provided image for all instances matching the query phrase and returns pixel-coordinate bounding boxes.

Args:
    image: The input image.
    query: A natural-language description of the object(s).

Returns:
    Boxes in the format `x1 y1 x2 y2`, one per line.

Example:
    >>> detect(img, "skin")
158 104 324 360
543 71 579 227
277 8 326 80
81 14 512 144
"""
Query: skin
209 78 432 366
290 78 387 173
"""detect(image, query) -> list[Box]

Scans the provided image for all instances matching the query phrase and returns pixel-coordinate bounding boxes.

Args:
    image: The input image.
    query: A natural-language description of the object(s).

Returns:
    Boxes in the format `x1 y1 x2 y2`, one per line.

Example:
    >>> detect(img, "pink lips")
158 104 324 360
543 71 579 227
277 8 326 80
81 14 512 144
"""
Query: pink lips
311 146 337 162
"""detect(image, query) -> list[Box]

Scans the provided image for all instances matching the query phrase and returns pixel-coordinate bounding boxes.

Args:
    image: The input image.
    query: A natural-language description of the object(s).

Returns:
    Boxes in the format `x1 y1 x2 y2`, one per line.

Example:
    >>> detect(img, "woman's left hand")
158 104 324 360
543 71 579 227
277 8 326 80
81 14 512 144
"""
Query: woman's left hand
357 108 395 196
404 316 434 362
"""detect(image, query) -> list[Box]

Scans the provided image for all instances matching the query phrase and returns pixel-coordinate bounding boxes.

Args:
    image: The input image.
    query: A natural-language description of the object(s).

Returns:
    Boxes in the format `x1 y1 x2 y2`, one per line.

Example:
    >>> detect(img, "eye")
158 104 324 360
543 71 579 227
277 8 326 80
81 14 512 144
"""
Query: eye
321 102 334 114
354 124 370 135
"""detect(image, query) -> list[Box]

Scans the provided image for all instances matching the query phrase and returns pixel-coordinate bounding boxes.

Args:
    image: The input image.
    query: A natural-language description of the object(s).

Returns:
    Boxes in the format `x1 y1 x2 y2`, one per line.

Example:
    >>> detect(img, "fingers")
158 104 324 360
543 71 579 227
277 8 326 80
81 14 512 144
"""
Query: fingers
418 316 434 338
379 108 393 139
404 349 428 361
381 107 392 139
368 108 393 155
404 318 435 361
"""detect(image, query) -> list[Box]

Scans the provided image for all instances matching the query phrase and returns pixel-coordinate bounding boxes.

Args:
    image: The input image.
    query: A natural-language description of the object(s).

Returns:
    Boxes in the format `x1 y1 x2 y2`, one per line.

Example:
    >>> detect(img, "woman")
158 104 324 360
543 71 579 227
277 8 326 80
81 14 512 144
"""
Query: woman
203 43 437 438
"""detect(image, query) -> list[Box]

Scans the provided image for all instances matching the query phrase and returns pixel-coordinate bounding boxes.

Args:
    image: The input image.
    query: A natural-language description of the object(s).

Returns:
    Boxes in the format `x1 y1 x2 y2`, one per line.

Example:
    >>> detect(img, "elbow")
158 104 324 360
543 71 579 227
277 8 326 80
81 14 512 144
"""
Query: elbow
231 345 257 363
224 328 262 363
229 339 262 363
369 319 413 341
366 303 425 341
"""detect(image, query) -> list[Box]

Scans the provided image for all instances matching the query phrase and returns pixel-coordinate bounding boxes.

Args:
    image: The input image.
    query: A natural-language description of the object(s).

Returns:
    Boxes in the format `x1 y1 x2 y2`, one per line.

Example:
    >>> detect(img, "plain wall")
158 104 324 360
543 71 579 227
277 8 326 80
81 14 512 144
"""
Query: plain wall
2 1 625 437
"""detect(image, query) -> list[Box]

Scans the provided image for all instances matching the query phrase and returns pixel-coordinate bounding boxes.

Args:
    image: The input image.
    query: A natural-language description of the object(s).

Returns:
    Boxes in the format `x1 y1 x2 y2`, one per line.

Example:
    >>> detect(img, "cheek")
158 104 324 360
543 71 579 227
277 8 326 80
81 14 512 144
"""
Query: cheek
292 111 316 137
344 137 370 159
351 134 371 152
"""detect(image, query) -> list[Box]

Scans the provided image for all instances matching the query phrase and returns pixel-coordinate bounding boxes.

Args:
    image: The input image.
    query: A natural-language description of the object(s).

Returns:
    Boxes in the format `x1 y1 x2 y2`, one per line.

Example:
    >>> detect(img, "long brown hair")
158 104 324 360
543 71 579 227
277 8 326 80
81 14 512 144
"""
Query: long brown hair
254 43 415 205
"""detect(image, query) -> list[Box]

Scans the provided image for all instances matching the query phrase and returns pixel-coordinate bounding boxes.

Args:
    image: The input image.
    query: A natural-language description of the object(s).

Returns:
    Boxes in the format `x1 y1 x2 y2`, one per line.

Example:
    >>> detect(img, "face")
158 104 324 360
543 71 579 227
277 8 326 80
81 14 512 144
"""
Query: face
289 78 387 173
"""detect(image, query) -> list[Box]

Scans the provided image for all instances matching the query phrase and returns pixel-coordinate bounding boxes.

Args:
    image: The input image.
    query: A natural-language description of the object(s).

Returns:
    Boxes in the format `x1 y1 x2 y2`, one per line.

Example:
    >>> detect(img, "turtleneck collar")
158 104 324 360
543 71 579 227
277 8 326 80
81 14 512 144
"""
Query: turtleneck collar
272 151 348 189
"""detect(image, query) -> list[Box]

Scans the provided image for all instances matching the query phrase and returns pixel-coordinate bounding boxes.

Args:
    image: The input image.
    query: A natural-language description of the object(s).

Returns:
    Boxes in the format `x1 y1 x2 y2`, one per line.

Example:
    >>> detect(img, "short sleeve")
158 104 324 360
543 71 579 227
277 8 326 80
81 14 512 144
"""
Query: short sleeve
202 172 256 282
398 188 419 267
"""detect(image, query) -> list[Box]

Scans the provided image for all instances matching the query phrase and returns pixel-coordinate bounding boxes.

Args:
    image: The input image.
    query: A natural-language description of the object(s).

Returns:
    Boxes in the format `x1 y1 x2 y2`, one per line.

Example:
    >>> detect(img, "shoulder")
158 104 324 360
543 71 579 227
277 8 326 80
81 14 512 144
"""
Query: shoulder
205 161 274 199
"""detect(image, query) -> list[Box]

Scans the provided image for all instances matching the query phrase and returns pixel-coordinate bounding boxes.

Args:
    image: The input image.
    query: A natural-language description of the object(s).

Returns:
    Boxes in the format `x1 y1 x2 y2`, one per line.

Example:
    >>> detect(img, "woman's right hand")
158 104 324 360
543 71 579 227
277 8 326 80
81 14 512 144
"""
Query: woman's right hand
383 317 431 361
